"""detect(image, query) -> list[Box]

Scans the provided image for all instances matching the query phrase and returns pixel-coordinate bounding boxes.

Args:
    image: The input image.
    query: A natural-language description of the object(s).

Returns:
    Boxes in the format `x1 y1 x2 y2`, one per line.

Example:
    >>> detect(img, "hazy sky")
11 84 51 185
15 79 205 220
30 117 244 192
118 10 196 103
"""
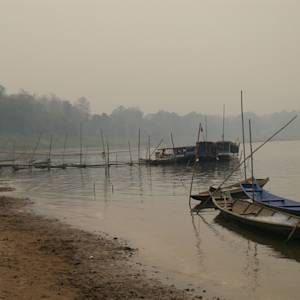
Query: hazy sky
0 0 299 115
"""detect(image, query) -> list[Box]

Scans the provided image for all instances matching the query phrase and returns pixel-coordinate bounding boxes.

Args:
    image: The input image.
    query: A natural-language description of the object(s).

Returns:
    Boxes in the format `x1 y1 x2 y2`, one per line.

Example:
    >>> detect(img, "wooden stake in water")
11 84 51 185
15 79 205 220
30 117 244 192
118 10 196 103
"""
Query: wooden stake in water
62 133 68 166
128 140 133 165
47 135 53 170
100 129 106 165
241 91 247 181
148 136 151 161
79 123 83 165
30 132 42 164
48 135 53 161
106 141 110 167
12 141 15 163
138 128 141 164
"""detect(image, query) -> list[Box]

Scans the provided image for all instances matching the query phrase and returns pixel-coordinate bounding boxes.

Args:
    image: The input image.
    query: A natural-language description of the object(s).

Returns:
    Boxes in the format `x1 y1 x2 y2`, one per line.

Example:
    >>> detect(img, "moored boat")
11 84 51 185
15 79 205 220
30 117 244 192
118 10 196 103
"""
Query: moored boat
191 177 269 202
241 182 300 216
210 189 300 240
144 146 196 165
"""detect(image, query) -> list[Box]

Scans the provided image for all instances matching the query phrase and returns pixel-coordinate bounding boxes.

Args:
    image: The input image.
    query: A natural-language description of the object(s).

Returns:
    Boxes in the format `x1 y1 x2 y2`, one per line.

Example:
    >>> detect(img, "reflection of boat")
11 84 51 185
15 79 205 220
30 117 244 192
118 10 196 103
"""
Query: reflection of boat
33 159 51 169
210 189 300 240
241 182 300 216
214 213 300 263
191 177 269 202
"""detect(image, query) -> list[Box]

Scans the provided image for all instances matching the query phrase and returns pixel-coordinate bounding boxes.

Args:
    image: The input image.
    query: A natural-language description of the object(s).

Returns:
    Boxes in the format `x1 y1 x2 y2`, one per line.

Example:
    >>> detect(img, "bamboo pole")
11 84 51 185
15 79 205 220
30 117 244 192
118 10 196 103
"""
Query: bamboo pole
189 122 202 210
128 141 133 165
241 91 247 181
100 129 106 165
249 119 255 199
48 135 53 161
79 124 83 165
106 141 110 167
62 133 68 166
150 138 164 158
205 116 208 141
148 136 151 161
138 128 141 164
170 132 175 153
30 132 42 164
222 104 225 142
217 115 297 189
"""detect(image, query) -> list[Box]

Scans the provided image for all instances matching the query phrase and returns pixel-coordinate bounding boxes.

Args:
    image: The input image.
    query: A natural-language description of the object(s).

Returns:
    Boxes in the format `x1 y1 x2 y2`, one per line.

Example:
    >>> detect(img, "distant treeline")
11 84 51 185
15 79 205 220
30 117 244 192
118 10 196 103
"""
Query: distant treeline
0 84 299 149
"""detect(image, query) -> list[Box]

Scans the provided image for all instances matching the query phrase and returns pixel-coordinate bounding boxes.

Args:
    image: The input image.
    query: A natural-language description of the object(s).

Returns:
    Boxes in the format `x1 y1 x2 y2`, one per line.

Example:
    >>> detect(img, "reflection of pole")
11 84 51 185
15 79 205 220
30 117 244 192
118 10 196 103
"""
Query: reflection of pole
138 128 141 164
241 91 247 181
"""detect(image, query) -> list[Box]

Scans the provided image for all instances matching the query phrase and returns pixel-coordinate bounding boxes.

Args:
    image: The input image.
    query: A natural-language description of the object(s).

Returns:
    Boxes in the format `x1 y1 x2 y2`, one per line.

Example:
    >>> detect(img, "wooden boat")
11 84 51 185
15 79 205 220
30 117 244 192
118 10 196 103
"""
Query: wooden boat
191 177 269 202
241 182 300 216
144 146 196 165
210 189 300 240
216 141 240 161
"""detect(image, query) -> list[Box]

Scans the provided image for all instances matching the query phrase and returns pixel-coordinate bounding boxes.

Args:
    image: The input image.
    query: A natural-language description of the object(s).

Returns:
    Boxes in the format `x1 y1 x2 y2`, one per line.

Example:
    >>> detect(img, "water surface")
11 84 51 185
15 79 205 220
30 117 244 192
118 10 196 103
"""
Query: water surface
3 140 300 300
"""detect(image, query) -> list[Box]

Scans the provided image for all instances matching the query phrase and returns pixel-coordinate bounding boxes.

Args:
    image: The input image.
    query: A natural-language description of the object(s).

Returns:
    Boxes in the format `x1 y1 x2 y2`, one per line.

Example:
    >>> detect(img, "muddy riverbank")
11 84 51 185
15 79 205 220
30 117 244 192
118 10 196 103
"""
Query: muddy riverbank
0 195 214 300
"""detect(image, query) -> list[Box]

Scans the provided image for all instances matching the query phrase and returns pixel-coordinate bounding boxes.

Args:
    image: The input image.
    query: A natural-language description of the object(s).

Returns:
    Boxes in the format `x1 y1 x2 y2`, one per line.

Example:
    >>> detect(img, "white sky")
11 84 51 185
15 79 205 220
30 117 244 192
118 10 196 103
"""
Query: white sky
0 0 299 115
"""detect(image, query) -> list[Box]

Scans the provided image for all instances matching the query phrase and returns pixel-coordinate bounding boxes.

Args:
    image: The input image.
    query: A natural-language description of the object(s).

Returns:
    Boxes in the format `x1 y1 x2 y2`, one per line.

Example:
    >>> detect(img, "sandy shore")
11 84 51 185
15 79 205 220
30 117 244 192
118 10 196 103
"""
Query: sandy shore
0 195 217 300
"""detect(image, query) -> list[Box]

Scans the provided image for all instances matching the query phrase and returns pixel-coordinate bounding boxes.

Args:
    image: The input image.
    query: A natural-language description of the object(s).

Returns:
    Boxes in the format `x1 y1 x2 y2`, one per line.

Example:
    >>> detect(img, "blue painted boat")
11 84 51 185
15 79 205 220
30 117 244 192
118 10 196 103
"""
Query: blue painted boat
241 182 300 216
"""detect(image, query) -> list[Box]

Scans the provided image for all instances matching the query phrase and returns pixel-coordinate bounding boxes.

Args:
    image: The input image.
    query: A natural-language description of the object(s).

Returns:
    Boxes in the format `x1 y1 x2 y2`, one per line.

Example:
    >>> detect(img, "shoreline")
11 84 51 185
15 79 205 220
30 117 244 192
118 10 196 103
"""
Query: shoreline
0 195 214 299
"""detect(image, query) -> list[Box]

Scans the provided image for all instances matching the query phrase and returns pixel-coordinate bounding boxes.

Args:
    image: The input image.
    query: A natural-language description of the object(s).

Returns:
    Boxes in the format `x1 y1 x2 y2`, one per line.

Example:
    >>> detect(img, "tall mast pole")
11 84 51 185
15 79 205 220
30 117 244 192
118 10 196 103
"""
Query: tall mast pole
249 119 254 185
205 116 208 141
241 90 247 181
222 104 225 143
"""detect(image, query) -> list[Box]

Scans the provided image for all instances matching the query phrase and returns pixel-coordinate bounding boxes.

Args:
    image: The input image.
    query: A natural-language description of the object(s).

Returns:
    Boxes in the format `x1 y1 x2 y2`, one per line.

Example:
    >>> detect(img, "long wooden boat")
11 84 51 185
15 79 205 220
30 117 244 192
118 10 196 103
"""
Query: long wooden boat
145 146 195 165
210 189 300 240
241 182 300 216
191 177 269 202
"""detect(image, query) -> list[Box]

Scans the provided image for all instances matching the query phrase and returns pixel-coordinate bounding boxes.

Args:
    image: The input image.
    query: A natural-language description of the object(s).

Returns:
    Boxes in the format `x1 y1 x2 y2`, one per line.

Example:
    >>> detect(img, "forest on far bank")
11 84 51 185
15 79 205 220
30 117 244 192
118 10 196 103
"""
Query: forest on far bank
0 84 299 150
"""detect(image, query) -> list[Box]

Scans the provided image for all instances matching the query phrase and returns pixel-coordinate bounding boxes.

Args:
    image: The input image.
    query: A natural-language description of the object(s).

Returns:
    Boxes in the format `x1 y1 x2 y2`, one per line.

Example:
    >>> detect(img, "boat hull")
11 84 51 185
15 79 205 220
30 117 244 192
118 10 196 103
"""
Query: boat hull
191 177 269 202
211 192 300 240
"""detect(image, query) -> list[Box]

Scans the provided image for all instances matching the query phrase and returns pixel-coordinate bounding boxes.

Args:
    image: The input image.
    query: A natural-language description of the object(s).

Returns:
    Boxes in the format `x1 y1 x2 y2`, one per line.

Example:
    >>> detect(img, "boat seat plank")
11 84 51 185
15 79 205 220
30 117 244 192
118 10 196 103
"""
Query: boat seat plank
261 199 285 203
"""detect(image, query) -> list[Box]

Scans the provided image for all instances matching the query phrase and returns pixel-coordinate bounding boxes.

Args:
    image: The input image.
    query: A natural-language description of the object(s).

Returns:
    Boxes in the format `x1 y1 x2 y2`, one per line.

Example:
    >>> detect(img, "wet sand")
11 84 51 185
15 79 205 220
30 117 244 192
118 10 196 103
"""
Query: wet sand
0 195 213 300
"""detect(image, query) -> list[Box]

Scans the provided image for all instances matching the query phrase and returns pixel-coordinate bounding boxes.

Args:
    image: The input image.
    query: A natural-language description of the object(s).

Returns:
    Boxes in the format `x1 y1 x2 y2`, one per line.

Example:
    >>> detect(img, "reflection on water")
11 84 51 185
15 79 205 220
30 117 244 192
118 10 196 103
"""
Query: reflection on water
214 214 300 264
3 140 300 300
